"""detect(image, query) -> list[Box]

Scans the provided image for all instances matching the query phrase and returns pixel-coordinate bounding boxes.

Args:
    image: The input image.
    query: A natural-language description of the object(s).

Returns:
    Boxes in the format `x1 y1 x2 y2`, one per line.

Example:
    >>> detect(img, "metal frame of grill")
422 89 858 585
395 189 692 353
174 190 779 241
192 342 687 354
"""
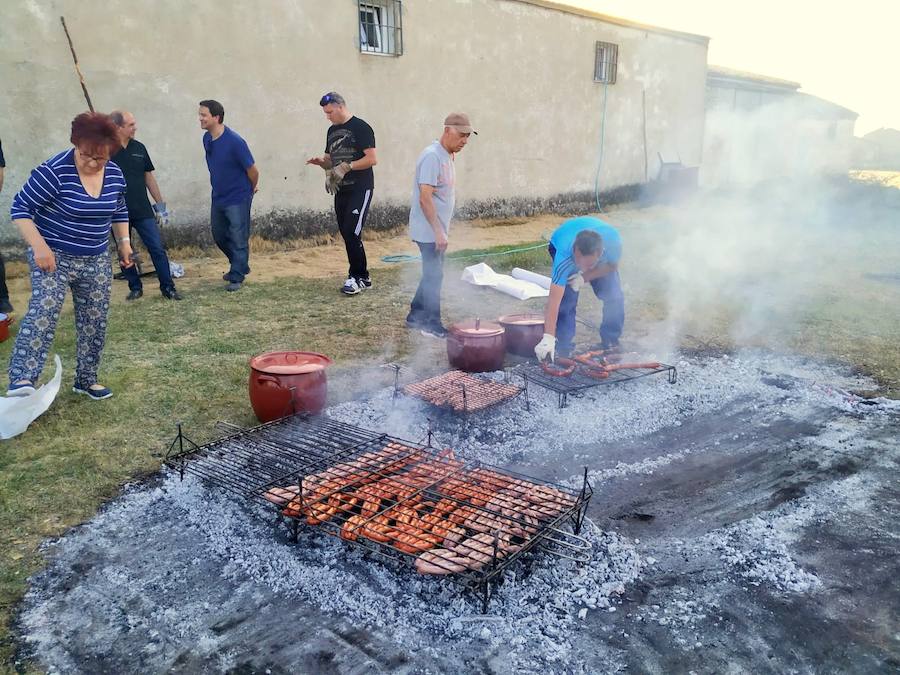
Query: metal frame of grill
164 414 592 612
388 364 524 415
520 360 677 408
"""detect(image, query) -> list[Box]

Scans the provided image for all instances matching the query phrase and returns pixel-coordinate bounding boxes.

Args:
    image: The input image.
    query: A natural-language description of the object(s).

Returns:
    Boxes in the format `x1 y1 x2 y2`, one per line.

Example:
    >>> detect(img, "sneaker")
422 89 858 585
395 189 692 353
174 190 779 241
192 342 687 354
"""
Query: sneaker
0 298 12 314
222 273 234 282
405 316 425 330
341 277 362 295
6 381 35 397
226 281 243 292
126 289 143 301
420 323 448 339
162 287 183 301
358 276 372 290
73 384 113 400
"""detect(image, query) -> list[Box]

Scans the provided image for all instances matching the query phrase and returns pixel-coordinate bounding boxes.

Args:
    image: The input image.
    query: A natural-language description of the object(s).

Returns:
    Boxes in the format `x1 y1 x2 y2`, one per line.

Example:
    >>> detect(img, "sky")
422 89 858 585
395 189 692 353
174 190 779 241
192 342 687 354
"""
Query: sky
569 0 896 136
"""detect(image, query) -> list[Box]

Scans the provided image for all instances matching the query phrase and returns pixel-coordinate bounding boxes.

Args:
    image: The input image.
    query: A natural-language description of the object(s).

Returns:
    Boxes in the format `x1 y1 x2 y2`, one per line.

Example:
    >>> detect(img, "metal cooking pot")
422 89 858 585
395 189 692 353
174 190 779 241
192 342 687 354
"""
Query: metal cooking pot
446 318 506 373
497 313 545 357
248 351 332 422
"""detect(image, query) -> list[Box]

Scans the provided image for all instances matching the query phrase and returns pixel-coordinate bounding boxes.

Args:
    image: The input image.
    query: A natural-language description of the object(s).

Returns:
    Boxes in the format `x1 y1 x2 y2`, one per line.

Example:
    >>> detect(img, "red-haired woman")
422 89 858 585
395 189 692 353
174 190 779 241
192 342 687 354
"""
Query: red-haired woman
6 112 132 400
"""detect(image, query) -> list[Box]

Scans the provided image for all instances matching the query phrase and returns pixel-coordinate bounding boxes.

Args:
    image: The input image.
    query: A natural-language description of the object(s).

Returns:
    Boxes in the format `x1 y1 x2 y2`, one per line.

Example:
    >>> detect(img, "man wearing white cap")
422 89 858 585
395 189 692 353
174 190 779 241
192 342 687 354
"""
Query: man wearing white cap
406 113 476 338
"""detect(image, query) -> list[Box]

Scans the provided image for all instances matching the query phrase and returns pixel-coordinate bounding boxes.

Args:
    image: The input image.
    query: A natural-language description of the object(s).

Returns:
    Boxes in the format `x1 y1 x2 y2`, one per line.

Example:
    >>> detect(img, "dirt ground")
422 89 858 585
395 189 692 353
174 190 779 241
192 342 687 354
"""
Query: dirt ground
0 213 566 303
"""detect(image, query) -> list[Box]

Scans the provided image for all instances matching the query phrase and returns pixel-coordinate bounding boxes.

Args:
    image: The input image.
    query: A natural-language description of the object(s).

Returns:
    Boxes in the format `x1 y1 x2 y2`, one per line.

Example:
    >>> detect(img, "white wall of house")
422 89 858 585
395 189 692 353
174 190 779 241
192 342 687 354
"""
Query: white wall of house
703 82 857 185
0 0 708 234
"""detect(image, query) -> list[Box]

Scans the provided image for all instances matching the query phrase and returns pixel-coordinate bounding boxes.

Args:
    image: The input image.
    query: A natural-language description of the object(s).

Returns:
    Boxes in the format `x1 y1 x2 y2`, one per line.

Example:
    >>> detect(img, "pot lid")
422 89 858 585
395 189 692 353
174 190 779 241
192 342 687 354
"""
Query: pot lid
249 351 332 375
449 318 505 337
497 313 544 326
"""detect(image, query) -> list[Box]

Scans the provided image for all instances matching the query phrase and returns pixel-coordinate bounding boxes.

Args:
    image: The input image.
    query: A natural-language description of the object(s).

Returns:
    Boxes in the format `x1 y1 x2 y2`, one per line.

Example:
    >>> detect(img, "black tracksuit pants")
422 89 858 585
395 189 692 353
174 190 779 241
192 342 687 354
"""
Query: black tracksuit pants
0 252 9 302
334 187 373 280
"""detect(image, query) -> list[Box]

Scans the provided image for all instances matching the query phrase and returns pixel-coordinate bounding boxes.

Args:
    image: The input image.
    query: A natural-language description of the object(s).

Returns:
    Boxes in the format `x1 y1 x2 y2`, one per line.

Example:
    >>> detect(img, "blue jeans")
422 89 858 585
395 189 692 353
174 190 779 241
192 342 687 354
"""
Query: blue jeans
211 199 252 282
407 241 444 326
120 217 174 292
549 244 625 355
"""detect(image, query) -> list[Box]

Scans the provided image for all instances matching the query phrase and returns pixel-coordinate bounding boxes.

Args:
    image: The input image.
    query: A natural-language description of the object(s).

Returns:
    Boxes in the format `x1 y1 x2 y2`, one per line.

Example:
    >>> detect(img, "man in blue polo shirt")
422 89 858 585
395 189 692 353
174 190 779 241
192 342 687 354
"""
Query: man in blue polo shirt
199 99 259 292
534 216 624 361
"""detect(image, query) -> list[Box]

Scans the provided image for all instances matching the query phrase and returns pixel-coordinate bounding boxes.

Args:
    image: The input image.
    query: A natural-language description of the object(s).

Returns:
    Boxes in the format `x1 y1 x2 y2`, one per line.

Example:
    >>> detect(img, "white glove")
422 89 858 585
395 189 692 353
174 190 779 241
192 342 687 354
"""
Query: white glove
567 272 585 292
153 202 170 226
332 161 352 181
534 333 557 362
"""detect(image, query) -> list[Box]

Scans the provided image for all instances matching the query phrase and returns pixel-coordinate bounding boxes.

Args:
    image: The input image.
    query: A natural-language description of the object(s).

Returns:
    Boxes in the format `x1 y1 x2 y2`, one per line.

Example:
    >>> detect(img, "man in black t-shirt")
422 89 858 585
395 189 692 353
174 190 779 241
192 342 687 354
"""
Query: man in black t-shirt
110 111 182 301
0 138 11 314
306 92 377 295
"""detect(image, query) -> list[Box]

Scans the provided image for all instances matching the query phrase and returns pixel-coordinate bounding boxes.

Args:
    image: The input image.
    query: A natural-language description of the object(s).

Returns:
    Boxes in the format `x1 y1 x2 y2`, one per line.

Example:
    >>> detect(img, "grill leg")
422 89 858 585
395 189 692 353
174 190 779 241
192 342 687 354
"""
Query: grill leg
289 518 299 543
391 364 400 403
573 467 590 535
524 378 531 412
481 581 491 614
669 367 678 384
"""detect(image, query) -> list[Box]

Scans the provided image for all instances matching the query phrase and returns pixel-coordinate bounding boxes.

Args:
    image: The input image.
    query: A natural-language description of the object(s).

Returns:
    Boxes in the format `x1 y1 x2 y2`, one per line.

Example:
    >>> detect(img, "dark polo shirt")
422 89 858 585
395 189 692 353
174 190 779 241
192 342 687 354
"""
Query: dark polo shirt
111 138 155 220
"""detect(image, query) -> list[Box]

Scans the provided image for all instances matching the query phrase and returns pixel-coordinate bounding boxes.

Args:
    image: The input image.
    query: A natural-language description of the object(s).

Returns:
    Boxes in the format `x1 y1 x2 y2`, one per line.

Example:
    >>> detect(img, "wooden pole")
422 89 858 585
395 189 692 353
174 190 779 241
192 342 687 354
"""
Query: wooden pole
60 16 94 112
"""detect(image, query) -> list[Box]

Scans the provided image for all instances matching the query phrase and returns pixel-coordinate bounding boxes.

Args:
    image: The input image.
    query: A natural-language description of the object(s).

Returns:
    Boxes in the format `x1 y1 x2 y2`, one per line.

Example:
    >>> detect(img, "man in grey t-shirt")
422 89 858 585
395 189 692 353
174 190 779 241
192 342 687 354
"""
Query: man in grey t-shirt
406 113 476 338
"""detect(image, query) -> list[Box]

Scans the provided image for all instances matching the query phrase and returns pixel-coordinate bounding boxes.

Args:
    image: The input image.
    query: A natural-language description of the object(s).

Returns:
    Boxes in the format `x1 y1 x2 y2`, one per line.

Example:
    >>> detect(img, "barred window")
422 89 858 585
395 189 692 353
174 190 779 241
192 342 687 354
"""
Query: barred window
359 0 403 56
594 41 618 84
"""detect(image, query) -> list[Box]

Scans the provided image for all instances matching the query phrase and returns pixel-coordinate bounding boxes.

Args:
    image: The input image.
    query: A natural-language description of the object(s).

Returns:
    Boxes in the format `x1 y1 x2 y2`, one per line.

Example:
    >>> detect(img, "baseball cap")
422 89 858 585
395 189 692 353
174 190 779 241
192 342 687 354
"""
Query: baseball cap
444 112 477 135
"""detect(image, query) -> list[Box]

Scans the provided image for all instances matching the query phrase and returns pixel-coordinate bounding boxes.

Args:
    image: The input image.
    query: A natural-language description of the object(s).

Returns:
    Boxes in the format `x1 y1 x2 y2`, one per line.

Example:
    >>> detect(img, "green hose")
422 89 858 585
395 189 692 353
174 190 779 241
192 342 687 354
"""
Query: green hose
381 231 551 264
594 80 609 212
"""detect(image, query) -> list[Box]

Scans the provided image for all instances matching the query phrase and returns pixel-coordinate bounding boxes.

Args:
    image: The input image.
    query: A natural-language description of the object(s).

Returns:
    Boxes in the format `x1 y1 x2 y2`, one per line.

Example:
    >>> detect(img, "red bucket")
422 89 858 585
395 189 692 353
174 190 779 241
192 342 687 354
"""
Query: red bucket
0 313 11 343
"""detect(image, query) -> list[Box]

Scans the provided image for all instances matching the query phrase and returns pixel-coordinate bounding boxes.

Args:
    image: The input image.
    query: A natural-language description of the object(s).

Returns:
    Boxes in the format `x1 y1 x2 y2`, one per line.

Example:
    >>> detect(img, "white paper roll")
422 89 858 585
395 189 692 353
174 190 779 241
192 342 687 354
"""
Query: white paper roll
511 267 552 290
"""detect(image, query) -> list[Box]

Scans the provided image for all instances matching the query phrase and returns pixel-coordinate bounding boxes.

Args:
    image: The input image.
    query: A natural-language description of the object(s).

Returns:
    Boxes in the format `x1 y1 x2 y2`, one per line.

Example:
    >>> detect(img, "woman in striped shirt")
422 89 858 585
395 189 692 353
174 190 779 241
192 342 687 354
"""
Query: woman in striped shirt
6 112 134 401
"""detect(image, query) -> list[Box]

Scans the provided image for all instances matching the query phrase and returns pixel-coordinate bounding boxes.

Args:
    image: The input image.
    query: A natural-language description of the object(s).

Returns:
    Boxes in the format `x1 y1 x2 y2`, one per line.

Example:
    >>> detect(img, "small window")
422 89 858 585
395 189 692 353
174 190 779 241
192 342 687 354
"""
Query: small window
359 0 403 56
594 41 618 84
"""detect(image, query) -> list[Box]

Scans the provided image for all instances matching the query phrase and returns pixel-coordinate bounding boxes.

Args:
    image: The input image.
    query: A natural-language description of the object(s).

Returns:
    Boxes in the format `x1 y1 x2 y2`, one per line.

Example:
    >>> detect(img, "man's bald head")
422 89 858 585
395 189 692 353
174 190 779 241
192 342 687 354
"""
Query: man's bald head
110 110 137 143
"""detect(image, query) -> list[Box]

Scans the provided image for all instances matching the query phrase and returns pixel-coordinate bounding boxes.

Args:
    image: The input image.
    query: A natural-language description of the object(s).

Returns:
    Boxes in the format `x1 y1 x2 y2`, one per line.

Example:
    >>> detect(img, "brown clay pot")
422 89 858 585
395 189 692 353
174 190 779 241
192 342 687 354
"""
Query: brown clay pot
446 318 506 373
497 313 545 357
248 351 332 422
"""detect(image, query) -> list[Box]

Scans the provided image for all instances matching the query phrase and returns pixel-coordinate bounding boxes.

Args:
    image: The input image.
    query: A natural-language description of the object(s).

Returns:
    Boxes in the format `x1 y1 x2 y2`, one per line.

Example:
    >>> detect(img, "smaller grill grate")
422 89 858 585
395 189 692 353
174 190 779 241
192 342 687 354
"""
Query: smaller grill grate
520 355 677 408
399 369 523 414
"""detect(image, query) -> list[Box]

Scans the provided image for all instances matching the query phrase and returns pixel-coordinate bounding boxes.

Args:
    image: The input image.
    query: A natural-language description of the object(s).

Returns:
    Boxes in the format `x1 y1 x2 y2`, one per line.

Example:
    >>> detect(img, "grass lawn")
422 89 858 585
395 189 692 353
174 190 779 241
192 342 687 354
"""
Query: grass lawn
1 188 898 669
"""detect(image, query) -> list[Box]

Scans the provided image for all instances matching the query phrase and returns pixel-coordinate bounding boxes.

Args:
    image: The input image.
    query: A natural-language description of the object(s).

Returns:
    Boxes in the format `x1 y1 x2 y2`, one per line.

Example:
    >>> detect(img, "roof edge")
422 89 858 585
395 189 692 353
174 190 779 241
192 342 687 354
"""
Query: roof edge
707 65 801 90
507 0 710 44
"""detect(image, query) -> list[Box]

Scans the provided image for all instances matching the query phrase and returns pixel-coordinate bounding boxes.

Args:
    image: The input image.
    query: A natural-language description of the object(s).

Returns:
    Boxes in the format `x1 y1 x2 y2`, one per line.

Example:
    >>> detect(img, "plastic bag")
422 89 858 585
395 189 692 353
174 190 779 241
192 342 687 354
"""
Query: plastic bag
0 355 62 440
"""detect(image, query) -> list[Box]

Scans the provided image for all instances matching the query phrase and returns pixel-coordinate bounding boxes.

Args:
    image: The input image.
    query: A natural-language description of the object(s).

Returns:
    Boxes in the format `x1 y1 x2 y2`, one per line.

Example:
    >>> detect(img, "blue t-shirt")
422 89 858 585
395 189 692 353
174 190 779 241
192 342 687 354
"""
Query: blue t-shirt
11 149 129 256
203 127 255 206
549 216 622 286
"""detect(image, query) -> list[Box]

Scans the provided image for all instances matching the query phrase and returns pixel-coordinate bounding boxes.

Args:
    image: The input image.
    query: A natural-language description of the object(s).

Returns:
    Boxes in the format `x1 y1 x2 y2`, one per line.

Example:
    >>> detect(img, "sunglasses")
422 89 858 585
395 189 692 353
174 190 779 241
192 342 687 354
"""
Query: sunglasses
319 94 340 107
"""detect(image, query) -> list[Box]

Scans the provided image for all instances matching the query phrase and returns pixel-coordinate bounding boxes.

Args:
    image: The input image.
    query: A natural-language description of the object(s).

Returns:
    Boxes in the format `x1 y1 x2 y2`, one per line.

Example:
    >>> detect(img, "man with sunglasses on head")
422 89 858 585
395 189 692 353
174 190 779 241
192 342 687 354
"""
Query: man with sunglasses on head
306 92 377 295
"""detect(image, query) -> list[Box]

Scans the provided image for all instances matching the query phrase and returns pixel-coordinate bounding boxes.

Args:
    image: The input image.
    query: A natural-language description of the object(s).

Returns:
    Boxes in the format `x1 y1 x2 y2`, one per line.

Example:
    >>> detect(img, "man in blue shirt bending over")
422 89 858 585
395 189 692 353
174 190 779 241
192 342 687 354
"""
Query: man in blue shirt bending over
199 99 259 292
534 216 624 362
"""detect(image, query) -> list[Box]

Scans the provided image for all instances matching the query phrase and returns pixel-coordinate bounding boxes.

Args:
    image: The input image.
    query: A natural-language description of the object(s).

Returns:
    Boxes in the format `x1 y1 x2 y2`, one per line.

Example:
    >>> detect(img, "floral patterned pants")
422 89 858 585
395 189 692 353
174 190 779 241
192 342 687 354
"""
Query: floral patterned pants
8 249 111 388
